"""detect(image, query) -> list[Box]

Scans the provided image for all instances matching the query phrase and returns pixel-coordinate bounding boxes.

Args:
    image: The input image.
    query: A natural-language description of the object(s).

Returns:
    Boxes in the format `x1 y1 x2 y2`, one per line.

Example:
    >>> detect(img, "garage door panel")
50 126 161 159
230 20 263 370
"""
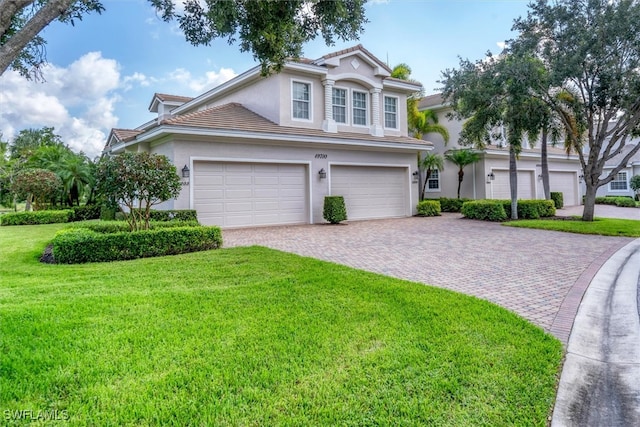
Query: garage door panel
194 161 308 227
550 172 578 206
491 170 534 200
331 166 408 220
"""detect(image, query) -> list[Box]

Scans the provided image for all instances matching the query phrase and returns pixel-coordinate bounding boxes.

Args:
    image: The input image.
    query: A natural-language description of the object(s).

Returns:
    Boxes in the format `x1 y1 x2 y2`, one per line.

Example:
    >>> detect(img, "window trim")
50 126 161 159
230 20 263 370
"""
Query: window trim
291 79 313 122
425 168 441 192
332 86 348 124
609 171 629 192
383 95 399 130
351 89 369 127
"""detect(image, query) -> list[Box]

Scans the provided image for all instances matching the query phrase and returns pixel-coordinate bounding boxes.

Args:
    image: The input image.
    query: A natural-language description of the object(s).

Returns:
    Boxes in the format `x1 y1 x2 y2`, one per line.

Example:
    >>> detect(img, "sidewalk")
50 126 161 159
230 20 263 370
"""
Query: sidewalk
552 239 640 426
556 204 640 220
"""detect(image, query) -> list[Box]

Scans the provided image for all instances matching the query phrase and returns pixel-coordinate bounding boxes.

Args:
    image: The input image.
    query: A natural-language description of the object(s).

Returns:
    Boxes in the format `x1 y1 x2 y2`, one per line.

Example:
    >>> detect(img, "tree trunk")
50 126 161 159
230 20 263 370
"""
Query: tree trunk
0 0 75 76
457 169 464 199
509 146 518 220
541 127 550 200
421 169 432 201
582 183 597 222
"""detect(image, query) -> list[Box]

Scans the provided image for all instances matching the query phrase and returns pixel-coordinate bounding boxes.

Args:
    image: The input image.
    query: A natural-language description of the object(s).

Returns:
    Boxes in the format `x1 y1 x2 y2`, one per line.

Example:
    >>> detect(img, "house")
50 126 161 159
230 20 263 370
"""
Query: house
418 94 583 206
104 45 432 228
595 141 640 199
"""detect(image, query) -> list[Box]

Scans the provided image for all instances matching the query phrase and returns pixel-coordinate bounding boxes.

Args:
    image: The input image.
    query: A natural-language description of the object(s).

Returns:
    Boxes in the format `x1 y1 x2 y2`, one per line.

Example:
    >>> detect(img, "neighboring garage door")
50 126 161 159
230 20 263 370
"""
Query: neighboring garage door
193 161 308 227
491 170 535 200
550 171 578 206
330 165 408 220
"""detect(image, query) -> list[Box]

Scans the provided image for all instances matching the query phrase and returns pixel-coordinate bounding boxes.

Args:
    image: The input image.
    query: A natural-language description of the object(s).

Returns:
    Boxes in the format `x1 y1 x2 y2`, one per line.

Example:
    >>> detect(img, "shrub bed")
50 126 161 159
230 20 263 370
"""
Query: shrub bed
594 196 636 207
461 199 556 221
437 197 471 212
461 200 508 221
550 192 564 209
52 225 223 264
1 210 73 226
613 197 637 207
502 200 556 219
66 220 201 234
70 205 102 221
416 200 441 216
130 209 199 222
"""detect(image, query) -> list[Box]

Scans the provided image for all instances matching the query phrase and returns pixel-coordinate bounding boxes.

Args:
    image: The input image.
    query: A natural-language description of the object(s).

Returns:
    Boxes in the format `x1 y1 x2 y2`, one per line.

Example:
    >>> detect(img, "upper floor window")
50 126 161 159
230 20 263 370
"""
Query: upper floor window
332 88 347 124
384 96 398 129
292 81 311 120
609 171 628 191
352 91 368 126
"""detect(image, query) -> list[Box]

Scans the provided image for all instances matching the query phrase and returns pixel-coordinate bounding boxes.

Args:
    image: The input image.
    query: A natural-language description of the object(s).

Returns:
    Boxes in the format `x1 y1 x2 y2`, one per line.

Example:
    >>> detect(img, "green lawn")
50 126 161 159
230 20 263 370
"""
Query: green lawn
0 223 562 426
505 217 640 237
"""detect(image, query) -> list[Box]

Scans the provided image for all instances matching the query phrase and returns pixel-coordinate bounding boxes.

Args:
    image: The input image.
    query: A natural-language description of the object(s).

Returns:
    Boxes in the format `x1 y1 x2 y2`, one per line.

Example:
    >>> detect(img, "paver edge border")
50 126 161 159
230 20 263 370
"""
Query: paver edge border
549 238 635 345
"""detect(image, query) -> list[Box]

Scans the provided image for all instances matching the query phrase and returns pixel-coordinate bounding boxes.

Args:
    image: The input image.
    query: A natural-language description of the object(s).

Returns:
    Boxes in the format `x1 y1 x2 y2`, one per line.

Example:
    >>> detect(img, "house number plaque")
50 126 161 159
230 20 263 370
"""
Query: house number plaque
314 153 328 159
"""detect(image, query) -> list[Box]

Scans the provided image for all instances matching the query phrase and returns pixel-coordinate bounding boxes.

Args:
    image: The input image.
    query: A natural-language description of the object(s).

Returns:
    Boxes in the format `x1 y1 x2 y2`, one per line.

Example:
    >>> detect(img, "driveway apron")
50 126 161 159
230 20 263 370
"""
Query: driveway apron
223 214 633 341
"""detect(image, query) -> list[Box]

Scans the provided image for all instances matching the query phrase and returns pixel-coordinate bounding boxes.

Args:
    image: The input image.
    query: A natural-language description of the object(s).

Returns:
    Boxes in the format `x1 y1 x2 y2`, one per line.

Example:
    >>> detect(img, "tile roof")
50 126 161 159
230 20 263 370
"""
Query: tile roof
111 128 143 143
418 94 446 110
148 103 430 147
154 93 194 103
318 43 392 74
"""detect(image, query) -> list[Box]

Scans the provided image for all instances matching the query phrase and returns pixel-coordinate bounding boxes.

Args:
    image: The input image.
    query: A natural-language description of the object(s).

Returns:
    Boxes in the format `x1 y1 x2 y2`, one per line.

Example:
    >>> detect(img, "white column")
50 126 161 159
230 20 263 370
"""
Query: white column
370 87 384 137
322 79 337 133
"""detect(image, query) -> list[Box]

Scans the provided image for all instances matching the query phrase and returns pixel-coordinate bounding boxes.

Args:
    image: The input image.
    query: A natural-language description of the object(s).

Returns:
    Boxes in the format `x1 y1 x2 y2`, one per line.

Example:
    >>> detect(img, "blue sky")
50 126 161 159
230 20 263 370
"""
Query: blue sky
0 0 531 157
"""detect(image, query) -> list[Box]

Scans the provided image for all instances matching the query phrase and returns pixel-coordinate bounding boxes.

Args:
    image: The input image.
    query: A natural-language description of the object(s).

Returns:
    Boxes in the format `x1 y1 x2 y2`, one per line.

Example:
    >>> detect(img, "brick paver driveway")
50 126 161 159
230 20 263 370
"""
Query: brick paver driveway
223 214 633 343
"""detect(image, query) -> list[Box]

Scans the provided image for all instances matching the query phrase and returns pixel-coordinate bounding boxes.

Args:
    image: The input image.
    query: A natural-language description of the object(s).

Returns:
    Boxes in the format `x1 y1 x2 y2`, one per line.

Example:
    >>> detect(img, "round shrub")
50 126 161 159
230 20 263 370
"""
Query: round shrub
416 200 441 217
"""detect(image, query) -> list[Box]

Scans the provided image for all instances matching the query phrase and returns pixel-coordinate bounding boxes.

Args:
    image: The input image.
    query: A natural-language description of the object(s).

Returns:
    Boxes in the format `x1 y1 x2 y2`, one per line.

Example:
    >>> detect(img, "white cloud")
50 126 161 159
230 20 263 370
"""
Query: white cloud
0 50 238 159
165 67 237 93
496 41 507 50
0 52 124 158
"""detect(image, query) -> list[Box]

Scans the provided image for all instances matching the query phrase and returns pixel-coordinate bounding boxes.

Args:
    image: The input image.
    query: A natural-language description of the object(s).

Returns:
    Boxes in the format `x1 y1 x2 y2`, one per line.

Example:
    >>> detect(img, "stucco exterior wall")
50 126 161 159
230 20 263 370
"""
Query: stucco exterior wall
154 136 420 224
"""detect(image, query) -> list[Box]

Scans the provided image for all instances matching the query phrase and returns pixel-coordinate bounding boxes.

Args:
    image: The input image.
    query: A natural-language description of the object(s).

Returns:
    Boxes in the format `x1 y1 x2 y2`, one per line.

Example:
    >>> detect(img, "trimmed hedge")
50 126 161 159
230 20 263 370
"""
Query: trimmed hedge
461 199 556 221
323 196 347 224
1 210 73 226
70 205 101 221
130 209 199 222
593 196 637 207
461 200 507 221
502 200 556 219
438 197 471 213
416 200 441 217
66 220 201 234
550 192 564 209
52 225 223 264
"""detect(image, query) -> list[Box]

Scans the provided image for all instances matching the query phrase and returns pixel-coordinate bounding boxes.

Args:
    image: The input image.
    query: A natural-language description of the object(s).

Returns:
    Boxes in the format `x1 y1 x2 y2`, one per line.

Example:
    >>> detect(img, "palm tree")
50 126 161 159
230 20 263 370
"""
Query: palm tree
444 148 481 199
57 153 94 206
419 153 444 201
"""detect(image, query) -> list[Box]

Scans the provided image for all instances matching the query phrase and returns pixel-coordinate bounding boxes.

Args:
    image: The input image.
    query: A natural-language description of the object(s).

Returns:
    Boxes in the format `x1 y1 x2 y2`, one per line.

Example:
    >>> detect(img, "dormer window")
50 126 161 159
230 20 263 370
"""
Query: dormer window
292 81 311 120
352 91 368 126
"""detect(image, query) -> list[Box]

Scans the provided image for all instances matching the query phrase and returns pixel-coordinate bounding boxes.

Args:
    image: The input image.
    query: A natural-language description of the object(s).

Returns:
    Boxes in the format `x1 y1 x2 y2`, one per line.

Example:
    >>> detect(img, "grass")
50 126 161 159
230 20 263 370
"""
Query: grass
1 223 562 426
505 217 640 237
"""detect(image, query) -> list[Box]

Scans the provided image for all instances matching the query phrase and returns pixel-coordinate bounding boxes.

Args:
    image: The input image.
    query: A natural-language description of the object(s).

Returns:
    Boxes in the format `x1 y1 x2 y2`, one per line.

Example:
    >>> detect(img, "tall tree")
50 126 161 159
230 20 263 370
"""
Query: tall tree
441 53 545 218
510 0 640 221
419 153 444 201
1 1 367 79
444 148 480 199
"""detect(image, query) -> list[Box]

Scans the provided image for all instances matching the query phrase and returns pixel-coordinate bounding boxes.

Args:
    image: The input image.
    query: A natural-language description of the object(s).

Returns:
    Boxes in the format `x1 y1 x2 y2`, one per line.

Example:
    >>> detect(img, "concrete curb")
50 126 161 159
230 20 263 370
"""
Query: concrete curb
552 238 640 426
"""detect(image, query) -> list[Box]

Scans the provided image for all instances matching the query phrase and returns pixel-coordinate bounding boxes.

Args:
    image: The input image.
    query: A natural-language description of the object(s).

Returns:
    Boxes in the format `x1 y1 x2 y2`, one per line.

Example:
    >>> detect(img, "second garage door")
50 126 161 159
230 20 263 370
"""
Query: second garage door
193 161 308 228
549 171 578 206
330 165 409 220
490 170 535 200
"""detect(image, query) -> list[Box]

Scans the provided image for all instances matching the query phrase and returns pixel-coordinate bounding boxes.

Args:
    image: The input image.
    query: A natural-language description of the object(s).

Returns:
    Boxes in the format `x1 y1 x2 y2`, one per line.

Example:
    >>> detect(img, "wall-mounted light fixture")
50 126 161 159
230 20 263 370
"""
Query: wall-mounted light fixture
412 170 419 177
182 165 190 178
318 168 327 179
486 172 495 183
579 174 584 183
538 174 543 180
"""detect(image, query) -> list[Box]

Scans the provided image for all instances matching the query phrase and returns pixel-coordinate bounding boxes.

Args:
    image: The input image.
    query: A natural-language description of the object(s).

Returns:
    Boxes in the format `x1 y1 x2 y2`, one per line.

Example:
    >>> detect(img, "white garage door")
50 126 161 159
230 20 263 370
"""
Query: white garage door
491 170 535 200
330 165 408 220
193 162 308 228
550 171 578 206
